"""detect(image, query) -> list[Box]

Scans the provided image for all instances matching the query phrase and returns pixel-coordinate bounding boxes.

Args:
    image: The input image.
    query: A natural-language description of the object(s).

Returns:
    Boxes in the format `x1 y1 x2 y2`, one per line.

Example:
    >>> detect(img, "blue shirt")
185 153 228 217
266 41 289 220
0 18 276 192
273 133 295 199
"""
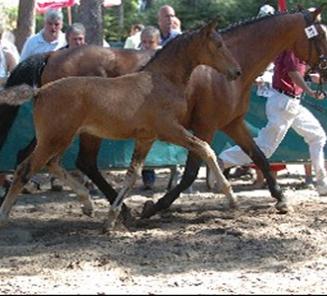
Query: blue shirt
160 30 181 47
20 29 67 61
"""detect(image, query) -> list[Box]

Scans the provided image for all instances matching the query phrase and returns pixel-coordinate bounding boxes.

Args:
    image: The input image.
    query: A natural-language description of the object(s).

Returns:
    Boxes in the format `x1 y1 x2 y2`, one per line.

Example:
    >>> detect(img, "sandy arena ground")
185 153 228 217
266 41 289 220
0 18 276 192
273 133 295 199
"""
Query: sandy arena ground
0 165 327 294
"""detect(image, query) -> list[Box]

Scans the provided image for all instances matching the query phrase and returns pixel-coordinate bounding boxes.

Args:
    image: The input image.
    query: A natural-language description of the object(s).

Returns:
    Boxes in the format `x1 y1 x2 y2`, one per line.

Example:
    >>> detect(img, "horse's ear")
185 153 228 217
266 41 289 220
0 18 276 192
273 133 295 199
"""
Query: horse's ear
312 3 327 20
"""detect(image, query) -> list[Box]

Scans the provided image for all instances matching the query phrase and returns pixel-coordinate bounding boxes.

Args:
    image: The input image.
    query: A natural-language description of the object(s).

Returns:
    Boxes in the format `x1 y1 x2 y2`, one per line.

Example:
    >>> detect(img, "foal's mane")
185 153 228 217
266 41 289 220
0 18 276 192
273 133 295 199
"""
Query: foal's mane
139 29 203 71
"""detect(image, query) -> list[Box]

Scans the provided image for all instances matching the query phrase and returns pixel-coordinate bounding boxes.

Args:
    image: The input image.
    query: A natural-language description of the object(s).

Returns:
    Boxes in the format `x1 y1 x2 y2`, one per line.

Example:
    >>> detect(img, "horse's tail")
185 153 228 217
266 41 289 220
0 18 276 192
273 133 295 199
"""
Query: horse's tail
0 52 50 152
0 84 37 105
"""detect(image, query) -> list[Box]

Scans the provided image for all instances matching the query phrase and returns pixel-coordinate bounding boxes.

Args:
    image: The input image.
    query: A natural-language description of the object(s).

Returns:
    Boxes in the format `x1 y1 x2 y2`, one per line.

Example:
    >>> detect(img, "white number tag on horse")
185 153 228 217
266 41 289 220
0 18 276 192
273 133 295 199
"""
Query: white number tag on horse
305 25 318 39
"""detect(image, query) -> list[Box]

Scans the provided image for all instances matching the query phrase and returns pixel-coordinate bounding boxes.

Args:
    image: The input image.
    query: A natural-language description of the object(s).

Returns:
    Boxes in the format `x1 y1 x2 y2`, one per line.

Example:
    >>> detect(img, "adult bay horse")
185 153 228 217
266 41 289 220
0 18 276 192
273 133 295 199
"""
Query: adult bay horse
141 6 327 218
0 21 241 229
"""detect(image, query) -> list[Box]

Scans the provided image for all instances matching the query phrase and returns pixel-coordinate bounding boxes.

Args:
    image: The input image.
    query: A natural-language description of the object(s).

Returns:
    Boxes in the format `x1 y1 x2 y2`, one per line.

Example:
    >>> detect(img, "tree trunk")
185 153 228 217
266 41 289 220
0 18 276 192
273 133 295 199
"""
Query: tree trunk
78 0 104 46
15 0 36 53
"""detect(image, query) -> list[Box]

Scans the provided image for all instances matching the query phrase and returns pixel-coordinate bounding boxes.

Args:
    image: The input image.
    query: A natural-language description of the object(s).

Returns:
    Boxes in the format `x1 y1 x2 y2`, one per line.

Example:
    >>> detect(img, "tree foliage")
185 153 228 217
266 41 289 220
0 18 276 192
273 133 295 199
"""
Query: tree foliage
3 0 327 46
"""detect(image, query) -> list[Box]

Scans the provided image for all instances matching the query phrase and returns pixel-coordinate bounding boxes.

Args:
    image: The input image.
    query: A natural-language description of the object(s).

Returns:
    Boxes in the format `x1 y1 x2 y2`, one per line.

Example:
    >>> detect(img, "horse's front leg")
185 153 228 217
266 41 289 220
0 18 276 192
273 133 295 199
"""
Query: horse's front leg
141 153 202 218
223 120 289 213
141 126 216 218
104 138 154 231
76 133 118 204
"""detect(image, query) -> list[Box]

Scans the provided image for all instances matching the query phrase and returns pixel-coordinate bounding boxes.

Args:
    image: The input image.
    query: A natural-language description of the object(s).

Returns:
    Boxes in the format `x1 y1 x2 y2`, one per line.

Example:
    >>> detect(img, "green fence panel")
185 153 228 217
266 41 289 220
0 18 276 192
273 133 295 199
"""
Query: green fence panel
1 87 326 171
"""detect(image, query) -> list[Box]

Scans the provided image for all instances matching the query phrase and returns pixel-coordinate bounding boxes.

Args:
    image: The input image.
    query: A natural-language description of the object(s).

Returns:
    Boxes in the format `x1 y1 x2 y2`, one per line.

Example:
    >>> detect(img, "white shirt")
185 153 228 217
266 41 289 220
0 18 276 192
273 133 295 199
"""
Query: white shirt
20 29 67 61
0 45 7 79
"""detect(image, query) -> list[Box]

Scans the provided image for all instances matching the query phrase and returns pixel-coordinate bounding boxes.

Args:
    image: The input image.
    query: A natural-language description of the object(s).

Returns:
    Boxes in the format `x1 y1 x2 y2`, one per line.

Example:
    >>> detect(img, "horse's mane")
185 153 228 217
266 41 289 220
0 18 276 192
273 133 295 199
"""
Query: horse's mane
219 10 294 34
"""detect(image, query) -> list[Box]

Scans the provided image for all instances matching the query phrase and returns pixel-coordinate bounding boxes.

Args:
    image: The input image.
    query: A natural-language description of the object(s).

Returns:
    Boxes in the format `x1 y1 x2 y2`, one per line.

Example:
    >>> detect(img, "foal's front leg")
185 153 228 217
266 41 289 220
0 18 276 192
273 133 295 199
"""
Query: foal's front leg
104 139 154 231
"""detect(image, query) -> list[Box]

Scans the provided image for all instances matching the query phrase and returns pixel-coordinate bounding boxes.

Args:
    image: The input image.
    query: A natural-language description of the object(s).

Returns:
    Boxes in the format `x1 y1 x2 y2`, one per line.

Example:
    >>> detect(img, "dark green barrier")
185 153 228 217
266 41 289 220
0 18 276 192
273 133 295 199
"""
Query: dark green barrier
1 87 326 171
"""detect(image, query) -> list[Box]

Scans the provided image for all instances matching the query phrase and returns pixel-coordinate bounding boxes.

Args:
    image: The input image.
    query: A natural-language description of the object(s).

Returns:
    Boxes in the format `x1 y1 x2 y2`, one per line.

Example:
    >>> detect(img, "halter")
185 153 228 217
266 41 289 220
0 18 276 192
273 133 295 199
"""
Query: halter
303 10 327 96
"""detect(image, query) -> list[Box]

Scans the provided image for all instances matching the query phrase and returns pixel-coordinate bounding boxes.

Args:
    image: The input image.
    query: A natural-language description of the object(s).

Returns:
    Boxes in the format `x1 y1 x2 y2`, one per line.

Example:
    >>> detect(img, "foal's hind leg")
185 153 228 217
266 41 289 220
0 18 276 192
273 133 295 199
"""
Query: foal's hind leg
0 145 54 225
76 133 118 203
104 139 154 231
47 157 93 216
223 120 289 213
16 137 37 167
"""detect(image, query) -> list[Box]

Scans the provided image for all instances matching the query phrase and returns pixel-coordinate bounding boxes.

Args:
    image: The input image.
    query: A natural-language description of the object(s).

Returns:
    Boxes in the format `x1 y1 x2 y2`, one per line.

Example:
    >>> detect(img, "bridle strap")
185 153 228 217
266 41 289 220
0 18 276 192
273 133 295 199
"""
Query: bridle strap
302 10 327 96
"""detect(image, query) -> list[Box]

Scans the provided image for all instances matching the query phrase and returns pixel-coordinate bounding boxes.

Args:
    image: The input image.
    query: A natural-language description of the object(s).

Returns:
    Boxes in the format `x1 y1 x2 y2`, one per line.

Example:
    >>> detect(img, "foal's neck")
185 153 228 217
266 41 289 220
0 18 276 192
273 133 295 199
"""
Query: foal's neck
144 36 199 88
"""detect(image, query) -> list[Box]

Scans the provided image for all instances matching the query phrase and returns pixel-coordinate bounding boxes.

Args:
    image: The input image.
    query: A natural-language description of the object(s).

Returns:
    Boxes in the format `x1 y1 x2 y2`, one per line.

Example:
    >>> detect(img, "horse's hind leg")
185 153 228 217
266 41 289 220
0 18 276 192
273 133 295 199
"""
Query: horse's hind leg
104 138 154 231
16 137 37 167
223 120 289 213
0 144 54 225
47 157 94 216
76 133 118 204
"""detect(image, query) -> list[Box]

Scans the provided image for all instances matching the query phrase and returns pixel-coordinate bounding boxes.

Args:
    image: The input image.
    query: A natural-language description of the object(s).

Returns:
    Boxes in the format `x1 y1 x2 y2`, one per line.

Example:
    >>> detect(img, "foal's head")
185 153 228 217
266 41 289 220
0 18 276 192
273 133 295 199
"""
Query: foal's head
293 5 327 79
197 21 241 80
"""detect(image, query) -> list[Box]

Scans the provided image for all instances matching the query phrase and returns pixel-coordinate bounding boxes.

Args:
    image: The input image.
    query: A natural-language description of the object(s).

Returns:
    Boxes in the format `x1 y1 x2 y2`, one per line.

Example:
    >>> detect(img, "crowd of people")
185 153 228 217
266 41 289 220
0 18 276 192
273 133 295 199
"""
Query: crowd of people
0 4 326 198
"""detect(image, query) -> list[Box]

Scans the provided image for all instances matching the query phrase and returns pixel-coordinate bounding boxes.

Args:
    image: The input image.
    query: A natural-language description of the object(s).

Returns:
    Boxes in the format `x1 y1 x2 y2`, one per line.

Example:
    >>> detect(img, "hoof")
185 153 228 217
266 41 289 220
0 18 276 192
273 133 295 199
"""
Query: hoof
119 204 135 228
81 204 94 217
140 200 156 219
0 213 9 227
103 208 120 231
222 196 238 210
275 200 292 214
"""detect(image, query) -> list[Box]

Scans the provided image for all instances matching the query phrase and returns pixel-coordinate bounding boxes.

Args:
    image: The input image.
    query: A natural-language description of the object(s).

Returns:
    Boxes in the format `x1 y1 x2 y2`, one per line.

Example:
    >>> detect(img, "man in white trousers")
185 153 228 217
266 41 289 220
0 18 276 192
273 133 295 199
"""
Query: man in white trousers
219 49 327 196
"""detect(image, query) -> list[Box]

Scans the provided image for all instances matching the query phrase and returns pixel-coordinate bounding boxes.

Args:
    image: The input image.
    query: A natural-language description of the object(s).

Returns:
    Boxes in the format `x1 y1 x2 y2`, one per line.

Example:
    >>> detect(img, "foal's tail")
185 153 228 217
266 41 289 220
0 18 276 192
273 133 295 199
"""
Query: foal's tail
0 84 36 105
0 52 50 152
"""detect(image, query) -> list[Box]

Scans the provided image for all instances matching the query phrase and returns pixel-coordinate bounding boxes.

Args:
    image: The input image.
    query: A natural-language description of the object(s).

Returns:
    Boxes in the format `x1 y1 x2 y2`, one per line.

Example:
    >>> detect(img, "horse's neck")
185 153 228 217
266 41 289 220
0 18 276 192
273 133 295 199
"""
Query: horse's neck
225 14 304 87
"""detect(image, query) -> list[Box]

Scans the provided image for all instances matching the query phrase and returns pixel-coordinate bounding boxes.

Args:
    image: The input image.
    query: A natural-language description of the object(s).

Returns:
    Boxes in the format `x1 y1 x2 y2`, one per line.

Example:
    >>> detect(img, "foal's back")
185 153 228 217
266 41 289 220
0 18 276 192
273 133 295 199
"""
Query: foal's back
34 73 187 140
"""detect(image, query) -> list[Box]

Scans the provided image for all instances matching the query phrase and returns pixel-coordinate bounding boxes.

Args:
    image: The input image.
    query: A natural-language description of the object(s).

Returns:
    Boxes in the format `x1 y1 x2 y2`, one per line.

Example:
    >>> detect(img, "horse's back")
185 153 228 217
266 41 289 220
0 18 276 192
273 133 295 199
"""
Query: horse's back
41 45 154 84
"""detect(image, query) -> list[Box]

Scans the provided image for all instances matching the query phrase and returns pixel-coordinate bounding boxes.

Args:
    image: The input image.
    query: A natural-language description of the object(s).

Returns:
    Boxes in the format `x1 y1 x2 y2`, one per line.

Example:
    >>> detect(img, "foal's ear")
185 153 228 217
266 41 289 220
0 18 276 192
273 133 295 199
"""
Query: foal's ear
202 20 218 35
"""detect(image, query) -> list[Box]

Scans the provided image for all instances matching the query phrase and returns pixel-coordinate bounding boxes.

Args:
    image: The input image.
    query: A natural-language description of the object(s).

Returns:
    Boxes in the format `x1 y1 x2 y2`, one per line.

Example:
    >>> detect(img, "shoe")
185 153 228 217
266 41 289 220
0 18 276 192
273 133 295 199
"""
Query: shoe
50 177 63 192
22 180 40 194
0 186 6 198
316 178 327 196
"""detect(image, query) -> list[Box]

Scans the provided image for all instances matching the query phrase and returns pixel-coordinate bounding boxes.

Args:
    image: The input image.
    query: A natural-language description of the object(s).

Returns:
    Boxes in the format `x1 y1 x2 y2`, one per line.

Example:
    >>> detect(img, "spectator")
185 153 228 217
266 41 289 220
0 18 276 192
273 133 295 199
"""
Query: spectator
20 9 66 61
64 22 86 49
172 17 182 33
0 22 19 197
141 5 183 191
124 23 144 49
157 4 181 46
139 26 161 50
138 26 161 190
19 9 66 193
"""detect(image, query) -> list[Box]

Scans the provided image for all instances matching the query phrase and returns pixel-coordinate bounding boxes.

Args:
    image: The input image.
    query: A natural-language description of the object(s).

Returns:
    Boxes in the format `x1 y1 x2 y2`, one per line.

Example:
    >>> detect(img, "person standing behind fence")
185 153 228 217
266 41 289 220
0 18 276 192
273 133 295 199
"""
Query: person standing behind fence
0 22 19 197
64 22 86 49
124 23 144 49
158 5 181 46
20 9 66 61
18 9 66 193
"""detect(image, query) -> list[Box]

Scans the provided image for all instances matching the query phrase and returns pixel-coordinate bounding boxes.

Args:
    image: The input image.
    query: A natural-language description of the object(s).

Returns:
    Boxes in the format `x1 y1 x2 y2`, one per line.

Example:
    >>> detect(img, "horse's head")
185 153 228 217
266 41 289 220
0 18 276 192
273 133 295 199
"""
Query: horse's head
198 21 241 80
293 5 327 79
